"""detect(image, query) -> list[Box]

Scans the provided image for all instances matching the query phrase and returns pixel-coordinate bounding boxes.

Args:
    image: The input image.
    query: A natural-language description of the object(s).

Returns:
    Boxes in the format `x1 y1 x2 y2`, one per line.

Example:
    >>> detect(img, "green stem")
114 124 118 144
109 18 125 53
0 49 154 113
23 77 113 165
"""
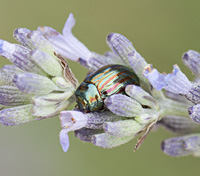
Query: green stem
158 97 189 119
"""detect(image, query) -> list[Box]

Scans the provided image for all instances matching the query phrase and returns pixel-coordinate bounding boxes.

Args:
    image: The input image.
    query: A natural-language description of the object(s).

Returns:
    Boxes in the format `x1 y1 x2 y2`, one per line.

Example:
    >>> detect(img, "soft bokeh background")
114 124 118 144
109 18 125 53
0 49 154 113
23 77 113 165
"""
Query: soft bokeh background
0 0 200 175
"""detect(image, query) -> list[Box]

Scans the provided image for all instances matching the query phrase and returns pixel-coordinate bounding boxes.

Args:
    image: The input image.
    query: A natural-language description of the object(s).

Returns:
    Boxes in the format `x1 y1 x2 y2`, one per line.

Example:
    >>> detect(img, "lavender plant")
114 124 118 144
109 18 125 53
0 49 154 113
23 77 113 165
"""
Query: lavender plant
0 13 200 157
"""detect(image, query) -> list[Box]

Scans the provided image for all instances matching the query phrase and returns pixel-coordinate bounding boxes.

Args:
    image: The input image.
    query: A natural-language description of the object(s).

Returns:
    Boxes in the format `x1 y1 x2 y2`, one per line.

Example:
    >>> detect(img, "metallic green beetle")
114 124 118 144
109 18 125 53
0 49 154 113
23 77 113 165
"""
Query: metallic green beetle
75 64 139 112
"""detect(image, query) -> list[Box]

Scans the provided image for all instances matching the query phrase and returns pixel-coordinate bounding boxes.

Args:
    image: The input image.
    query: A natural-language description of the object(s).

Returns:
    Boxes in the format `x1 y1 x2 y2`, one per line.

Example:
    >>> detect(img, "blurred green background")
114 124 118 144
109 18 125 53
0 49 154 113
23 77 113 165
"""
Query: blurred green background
0 0 200 176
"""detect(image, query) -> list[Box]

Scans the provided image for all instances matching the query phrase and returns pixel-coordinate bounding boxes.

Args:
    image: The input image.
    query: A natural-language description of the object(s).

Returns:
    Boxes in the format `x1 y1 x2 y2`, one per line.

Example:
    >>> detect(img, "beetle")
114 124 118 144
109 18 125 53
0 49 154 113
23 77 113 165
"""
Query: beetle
75 64 139 112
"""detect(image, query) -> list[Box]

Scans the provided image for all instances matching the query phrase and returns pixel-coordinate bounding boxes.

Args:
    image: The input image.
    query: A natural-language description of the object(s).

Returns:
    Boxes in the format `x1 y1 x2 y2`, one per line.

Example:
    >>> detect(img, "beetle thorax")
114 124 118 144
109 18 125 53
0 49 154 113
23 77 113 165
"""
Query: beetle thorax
75 82 104 112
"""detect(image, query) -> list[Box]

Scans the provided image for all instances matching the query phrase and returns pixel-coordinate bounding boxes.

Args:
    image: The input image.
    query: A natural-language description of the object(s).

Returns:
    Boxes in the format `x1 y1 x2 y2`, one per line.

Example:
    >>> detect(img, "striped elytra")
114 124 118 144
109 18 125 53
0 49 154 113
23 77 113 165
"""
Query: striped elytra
75 64 139 112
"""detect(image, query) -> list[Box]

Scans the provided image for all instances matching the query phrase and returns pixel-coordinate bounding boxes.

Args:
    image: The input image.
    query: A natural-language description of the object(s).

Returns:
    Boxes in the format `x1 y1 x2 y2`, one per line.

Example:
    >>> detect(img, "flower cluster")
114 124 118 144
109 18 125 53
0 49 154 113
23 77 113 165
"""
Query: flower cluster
1 13 200 157
37 14 200 155
0 27 78 126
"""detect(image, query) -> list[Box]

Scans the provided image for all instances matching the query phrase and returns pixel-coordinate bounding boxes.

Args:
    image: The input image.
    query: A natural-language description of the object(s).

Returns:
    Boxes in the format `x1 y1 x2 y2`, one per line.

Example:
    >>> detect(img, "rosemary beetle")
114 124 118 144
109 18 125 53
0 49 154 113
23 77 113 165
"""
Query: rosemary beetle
75 65 139 112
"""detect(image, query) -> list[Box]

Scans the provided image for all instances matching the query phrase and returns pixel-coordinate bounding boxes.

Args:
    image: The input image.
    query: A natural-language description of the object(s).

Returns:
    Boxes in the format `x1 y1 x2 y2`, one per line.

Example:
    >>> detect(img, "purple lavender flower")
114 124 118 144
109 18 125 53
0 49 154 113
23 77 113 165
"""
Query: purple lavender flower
162 134 200 157
143 59 200 124
37 13 125 71
47 23 193 153
1 13 199 157
0 28 78 126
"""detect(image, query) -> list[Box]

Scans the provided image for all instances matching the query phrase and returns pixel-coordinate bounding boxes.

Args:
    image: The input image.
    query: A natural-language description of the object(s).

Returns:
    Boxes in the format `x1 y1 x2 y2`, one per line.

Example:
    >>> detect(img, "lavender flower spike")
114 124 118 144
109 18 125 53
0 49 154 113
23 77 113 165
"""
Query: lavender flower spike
162 134 200 157
144 64 192 94
0 27 78 126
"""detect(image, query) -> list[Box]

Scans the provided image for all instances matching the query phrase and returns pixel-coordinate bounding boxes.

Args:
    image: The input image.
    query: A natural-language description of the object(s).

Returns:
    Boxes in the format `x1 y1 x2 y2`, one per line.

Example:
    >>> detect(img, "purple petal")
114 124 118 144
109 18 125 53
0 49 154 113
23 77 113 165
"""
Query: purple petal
87 52 125 71
182 50 200 77
86 111 122 129
104 51 125 65
37 14 92 63
188 104 200 123
106 33 149 87
144 65 192 94
161 134 200 157
2 65 24 75
60 110 88 131
0 86 31 106
62 13 76 36
13 28 32 47
186 83 200 104
13 73 57 94
165 91 191 104
106 33 135 66
0 70 14 86
159 116 199 134
103 120 143 137
104 94 143 117
0 39 45 74
125 85 157 109
60 110 122 131
13 28 54 54
75 128 103 143
59 129 70 152
0 104 35 126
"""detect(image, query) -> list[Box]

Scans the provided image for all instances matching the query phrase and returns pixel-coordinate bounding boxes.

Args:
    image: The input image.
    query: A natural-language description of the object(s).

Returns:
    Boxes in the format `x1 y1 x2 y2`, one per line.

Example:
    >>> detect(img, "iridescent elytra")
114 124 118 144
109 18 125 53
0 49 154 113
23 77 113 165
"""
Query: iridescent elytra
75 64 139 112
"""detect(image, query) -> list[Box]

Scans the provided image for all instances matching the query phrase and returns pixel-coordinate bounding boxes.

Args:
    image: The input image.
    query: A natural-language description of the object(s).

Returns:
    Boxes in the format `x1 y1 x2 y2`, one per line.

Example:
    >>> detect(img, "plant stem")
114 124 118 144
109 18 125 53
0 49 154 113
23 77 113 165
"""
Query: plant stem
158 97 189 119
